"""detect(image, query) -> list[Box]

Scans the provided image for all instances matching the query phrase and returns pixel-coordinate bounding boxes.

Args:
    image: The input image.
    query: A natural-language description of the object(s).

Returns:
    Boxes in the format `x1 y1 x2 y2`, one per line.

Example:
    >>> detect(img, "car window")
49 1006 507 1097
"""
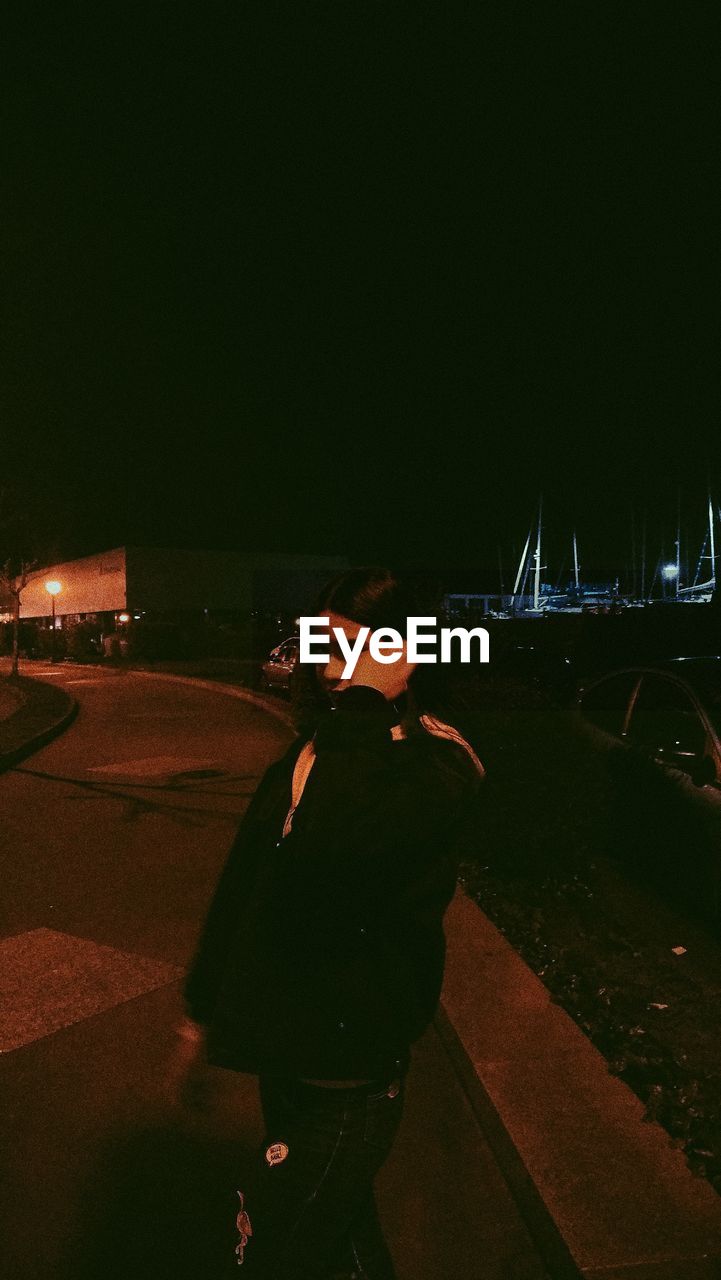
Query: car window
581 672 639 735
626 675 707 760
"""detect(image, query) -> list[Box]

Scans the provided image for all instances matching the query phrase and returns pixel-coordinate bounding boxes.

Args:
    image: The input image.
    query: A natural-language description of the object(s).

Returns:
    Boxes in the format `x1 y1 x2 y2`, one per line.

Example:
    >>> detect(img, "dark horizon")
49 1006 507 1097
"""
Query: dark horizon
7 498 718 600
3 8 718 586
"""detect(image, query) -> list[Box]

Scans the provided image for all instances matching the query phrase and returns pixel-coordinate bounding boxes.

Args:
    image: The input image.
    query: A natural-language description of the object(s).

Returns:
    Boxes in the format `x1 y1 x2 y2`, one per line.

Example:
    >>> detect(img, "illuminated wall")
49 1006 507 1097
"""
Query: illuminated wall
18 548 127 618
15 546 347 620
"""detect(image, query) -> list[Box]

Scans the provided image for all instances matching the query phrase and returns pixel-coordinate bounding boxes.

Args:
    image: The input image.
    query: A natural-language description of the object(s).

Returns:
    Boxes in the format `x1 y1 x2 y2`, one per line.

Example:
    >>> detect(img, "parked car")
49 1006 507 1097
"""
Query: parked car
260 635 300 694
577 657 721 922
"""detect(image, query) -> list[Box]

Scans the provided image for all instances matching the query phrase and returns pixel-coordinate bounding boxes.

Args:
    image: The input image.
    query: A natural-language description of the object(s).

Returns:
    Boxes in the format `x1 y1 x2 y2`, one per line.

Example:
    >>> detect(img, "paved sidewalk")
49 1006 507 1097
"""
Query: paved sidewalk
50 997 552 1280
441 888 721 1279
0 665 550 1279
0 666 78 772
8 662 720 1277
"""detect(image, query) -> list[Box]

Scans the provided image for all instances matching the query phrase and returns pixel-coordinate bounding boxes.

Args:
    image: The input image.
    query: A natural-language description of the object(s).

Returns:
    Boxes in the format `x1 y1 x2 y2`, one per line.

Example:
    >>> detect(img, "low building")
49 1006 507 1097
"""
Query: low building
1 545 348 656
444 591 510 618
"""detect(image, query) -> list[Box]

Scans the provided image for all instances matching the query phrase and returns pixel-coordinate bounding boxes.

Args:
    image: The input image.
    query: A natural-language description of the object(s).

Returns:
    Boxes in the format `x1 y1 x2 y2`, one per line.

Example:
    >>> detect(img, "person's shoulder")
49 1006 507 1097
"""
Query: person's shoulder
406 720 485 794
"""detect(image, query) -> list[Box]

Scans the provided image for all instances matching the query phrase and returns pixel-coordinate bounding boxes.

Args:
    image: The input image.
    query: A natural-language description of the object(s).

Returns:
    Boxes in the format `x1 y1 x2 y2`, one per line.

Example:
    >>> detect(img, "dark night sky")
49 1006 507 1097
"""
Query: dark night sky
2 5 719 585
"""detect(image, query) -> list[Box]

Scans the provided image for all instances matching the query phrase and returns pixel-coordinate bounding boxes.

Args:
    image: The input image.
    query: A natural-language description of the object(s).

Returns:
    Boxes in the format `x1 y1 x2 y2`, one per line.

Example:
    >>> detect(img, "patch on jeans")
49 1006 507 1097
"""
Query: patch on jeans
265 1140 289 1167
235 1191 253 1266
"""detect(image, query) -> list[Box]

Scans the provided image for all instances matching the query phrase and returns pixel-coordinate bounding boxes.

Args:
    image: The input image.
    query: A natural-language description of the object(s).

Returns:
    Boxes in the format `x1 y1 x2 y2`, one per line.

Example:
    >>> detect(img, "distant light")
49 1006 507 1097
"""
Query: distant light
45 580 62 596
118 613 131 623
662 564 678 578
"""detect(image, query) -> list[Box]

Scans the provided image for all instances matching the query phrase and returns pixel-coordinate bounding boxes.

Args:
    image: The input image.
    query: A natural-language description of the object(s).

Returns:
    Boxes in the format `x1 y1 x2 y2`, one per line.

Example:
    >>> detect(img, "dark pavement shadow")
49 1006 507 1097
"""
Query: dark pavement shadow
56 1116 250 1280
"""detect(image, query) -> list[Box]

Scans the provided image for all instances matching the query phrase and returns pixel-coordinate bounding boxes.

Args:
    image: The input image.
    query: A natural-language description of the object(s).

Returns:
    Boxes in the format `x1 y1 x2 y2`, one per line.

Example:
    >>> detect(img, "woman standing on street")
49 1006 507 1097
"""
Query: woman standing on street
167 566 484 1279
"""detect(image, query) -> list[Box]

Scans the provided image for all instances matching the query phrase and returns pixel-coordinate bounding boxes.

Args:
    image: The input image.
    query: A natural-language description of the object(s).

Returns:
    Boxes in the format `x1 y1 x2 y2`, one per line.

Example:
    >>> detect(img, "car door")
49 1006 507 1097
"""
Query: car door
579 670 641 742
618 673 721 918
577 670 644 861
626 674 710 771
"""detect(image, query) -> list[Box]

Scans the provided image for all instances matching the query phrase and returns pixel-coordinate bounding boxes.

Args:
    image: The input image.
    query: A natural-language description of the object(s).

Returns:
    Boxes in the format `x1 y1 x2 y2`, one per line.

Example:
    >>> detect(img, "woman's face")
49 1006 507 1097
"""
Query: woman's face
322 611 417 701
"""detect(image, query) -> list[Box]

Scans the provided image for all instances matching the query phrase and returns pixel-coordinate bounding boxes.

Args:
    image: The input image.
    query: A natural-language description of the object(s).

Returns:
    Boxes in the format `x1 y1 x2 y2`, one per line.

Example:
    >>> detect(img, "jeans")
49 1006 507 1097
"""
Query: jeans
232 1069 406 1278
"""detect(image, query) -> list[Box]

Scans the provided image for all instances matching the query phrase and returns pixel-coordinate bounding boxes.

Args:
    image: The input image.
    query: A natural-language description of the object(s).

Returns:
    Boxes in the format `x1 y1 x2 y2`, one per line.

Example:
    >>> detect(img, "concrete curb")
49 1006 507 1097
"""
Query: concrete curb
438 886 721 1279
130 669 296 728
0 678 79 775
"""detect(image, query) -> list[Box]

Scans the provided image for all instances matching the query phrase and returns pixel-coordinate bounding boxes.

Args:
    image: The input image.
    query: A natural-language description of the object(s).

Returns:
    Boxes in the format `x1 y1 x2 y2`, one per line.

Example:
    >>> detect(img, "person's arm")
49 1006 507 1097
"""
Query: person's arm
182 744 300 1024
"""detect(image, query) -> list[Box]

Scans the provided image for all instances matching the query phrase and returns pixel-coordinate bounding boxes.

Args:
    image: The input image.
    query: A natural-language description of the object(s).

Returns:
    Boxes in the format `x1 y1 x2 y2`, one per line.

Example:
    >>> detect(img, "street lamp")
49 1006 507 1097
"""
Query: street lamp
45 580 62 664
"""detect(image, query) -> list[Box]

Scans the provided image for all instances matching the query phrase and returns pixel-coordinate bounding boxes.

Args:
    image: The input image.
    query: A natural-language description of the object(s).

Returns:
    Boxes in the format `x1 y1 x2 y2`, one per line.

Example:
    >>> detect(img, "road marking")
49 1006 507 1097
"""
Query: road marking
24 670 89 678
0 929 181 1053
86 755 224 779
25 670 98 680
58 679 110 686
16 668 113 678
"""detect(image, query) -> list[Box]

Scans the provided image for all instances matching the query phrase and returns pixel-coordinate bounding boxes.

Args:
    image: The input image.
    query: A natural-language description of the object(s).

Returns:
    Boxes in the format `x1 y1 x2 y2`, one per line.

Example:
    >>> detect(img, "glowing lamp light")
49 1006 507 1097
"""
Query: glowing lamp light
45 580 62 595
662 564 679 579
118 613 131 623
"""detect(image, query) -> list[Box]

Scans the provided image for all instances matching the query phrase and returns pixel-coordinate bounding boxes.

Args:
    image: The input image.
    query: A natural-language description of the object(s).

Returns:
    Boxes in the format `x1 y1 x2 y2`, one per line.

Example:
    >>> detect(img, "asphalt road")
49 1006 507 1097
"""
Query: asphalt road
0 665 549 1280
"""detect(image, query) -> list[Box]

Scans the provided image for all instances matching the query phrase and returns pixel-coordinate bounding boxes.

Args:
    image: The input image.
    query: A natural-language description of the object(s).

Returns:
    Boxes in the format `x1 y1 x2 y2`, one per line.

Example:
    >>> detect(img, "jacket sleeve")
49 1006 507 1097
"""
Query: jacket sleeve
274 687 481 926
182 744 299 1024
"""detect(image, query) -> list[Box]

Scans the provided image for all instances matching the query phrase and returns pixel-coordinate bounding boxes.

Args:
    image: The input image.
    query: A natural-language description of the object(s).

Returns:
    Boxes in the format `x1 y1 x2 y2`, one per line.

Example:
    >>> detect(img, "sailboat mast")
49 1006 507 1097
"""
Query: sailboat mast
641 510 647 601
709 492 716 591
676 491 681 598
533 497 543 611
512 527 532 609
651 551 663 600
572 530 580 591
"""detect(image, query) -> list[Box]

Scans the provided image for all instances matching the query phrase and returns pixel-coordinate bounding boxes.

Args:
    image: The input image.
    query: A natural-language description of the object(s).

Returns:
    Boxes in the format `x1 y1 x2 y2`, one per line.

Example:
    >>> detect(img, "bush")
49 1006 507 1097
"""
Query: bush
204 623 247 658
18 622 41 658
65 620 102 661
36 628 67 660
126 622 197 661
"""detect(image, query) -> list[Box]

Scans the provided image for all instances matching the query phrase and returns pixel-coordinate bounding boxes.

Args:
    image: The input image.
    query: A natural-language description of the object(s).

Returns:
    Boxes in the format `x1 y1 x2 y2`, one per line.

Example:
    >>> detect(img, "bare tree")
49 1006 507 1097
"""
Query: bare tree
0 489 40 677
0 557 39 677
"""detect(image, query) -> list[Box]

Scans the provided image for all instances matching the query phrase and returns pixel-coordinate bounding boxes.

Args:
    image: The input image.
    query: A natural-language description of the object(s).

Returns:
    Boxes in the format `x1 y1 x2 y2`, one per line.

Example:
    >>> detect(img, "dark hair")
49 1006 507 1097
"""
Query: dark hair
291 565 449 737
318 565 441 636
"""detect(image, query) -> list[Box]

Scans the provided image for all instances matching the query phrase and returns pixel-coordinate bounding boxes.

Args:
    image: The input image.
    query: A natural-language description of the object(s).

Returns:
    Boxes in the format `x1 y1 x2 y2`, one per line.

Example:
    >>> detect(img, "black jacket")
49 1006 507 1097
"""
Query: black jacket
183 686 483 1079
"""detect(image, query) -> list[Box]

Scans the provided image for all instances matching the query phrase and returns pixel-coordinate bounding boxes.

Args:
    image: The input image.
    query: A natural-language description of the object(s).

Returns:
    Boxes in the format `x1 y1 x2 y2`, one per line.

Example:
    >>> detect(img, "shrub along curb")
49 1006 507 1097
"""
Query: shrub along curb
0 677 79 774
